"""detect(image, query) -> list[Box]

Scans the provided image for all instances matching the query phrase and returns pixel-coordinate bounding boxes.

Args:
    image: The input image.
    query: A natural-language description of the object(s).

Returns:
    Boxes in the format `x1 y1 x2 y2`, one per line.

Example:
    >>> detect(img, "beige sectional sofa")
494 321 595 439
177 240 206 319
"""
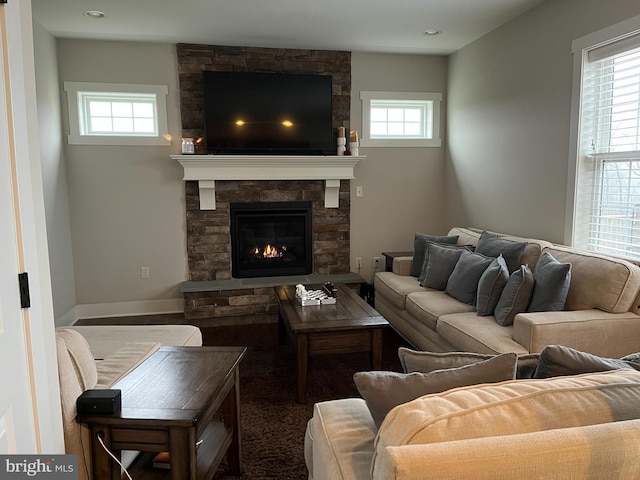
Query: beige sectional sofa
55 324 202 480
305 368 640 480
374 227 640 357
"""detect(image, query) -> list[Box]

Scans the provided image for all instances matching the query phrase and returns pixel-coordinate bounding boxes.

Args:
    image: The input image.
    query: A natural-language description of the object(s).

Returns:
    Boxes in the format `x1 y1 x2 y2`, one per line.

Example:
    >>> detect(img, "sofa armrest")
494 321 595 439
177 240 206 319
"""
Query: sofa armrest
392 257 413 276
513 310 640 357
375 420 640 480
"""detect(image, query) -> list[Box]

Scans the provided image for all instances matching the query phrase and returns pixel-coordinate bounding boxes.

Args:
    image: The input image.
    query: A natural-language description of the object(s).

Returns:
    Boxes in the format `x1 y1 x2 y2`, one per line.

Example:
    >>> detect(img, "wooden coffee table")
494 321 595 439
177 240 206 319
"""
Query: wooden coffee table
78 346 246 480
275 284 388 403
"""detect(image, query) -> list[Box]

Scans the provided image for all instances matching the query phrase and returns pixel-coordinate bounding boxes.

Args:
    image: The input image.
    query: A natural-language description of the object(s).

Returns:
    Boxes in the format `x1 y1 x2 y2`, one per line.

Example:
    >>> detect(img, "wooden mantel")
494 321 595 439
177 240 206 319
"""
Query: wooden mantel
172 154 363 210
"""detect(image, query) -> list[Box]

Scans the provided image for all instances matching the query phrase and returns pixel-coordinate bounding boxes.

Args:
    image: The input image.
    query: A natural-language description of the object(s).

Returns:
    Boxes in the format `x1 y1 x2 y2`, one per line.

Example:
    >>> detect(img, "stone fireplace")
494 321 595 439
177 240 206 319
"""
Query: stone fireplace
179 175 356 319
174 43 360 320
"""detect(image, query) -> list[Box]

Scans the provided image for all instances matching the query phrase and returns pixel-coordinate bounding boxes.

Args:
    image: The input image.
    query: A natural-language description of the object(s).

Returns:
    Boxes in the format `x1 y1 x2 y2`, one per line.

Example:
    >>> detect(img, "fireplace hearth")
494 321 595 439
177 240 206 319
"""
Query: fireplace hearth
230 201 313 278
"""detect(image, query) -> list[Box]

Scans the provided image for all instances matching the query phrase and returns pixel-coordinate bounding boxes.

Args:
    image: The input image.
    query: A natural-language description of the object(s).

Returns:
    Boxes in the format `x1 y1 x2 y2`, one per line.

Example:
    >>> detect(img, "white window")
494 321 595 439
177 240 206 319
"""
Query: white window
573 32 640 260
360 91 442 147
64 82 170 146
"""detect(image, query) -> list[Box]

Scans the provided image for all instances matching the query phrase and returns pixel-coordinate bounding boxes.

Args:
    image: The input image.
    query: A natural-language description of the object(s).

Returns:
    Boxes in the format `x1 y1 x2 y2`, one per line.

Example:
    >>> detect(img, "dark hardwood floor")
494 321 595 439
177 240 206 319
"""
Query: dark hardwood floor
76 312 406 479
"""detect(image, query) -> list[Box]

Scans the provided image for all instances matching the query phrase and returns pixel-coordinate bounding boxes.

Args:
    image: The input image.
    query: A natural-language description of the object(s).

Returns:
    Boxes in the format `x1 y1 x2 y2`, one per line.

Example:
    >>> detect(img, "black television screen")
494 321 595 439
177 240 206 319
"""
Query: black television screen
202 71 334 155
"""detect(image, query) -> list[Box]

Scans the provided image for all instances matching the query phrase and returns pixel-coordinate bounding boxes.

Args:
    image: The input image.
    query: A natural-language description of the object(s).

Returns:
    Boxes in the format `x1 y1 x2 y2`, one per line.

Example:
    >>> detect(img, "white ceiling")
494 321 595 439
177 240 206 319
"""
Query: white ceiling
31 0 544 55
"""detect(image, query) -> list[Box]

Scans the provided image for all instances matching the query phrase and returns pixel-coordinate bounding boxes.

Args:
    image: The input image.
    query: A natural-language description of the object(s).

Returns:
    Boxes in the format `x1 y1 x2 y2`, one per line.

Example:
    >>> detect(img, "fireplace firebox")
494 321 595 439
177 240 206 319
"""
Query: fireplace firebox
230 201 313 278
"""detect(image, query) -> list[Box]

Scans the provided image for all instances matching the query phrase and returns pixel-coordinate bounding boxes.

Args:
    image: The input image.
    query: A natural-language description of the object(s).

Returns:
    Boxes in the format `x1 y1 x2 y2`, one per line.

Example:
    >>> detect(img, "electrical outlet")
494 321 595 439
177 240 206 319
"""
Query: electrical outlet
356 186 363 197
355 257 362 269
140 266 150 279
372 257 381 269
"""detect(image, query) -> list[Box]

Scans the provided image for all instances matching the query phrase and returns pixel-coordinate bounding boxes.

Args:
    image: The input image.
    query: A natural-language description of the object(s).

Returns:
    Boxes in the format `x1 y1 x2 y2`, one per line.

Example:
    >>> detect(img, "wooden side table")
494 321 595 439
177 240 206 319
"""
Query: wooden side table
78 346 246 480
381 251 413 272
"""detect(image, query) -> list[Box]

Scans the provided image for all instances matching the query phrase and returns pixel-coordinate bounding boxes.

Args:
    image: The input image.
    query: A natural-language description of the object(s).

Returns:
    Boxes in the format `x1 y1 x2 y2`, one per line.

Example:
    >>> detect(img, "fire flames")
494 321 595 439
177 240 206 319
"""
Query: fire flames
252 244 286 259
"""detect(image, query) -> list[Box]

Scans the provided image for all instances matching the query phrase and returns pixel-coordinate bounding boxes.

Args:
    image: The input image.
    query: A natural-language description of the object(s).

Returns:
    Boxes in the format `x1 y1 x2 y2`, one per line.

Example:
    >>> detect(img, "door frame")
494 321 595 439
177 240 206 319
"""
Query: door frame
1 0 64 453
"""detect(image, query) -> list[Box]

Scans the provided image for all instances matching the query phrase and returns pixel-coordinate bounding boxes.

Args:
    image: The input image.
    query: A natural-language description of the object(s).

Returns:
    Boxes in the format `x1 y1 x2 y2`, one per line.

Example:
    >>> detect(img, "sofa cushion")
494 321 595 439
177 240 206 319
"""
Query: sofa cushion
410 234 459 277
398 348 494 373
398 348 540 379
475 230 528 273
376 420 640 480
436 312 530 355
308 398 377 480
64 325 202 360
353 353 517 427
494 265 535 326
406 291 475 331
375 272 427 310
533 344 640 379
542 246 640 313
421 243 467 290
476 255 509 316
528 251 572 312
373 369 640 477
445 250 493 305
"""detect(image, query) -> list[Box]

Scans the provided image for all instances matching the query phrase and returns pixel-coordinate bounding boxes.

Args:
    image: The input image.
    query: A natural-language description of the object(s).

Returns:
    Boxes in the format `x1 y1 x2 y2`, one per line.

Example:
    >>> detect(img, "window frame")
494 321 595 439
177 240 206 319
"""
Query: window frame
567 14 640 257
64 82 170 146
359 91 442 147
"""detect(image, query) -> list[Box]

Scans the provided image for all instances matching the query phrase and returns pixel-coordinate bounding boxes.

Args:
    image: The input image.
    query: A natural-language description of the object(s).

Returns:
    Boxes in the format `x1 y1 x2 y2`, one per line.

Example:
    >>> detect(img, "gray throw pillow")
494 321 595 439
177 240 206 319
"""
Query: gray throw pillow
421 243 467 290
494 265 534 326
398 347 540 380
475 231 528 273
476 255 509 316
398 348 494 373
622 352 640 363
410 234 459 277
527 251 572 312
445 250 493 305
353 353 518 427
533 344 640 379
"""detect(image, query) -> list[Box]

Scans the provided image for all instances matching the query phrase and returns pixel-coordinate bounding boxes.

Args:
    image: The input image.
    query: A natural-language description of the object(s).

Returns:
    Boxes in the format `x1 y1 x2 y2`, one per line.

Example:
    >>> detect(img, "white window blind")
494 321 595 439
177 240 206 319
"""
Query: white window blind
575 33 640 260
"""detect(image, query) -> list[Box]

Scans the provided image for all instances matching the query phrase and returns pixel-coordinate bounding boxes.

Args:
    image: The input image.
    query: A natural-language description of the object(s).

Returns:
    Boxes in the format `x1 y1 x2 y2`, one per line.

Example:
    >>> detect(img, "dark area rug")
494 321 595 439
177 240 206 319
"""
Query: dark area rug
205 322 405 480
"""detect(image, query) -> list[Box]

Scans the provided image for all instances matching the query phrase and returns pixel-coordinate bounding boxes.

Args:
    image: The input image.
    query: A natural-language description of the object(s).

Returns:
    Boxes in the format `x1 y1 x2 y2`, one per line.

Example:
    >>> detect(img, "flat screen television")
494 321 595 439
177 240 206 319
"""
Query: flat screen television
202 71 334 155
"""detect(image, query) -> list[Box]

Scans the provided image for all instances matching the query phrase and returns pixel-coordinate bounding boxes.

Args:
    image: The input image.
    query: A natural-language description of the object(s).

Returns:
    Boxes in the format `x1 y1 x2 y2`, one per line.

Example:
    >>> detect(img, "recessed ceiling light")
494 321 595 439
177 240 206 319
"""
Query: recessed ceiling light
423 29 441 36
84 10 106 19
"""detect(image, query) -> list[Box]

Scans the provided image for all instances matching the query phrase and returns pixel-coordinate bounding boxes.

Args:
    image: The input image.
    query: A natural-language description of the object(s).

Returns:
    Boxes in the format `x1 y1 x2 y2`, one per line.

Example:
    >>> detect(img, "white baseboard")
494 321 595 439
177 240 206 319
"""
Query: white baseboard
56 298 185 326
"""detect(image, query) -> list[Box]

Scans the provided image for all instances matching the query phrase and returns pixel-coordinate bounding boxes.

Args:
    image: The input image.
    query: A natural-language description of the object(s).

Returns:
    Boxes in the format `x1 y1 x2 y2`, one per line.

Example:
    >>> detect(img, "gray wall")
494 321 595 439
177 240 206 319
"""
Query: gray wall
350 52 448 281
446 0 640 244
33 21 76 322
56 40 186 307
43 0 640 313
51 42 449 307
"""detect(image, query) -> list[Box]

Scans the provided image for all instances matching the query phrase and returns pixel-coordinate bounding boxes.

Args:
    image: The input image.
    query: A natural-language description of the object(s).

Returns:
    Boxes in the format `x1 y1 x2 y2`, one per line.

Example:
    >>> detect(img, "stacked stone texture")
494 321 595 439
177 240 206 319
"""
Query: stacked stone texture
184 179 350 319
177 43 352 319
176 43 351 154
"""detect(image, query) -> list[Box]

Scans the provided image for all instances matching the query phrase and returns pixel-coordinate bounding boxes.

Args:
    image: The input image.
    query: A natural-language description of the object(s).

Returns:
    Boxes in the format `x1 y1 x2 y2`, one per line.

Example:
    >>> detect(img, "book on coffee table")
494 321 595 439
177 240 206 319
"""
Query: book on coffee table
152 451 170 470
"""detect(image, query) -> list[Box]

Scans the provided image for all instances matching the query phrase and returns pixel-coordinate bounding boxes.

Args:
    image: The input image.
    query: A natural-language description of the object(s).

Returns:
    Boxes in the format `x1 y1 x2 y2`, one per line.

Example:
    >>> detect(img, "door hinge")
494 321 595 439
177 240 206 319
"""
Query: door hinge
18 272 30 308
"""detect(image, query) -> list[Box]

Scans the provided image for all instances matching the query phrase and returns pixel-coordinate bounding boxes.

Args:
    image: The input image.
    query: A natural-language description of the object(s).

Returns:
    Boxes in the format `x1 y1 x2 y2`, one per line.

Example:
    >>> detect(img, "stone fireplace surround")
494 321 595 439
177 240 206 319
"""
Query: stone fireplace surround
175 43 361 320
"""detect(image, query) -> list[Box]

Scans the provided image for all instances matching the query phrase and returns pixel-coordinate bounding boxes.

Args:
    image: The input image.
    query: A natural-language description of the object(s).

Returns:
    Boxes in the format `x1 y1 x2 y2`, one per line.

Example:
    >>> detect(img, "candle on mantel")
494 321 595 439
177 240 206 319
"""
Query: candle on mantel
338 126 345 138
350 130 358 142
